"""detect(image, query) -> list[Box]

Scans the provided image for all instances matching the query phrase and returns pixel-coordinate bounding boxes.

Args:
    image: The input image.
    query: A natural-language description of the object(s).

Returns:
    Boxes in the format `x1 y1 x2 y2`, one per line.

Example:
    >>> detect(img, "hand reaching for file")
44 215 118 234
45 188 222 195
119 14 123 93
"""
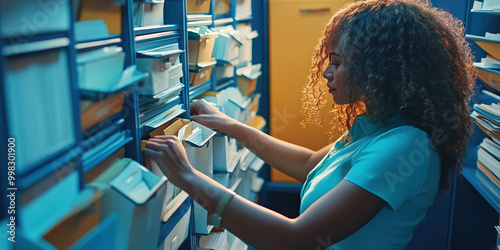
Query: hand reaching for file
143 135 196 190
190 99 238 136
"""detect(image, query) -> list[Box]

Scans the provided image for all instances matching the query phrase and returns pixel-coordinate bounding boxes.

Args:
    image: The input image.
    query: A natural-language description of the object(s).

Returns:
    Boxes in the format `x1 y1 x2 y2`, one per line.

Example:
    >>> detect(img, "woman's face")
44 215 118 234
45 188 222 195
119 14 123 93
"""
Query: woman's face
323 44 350 105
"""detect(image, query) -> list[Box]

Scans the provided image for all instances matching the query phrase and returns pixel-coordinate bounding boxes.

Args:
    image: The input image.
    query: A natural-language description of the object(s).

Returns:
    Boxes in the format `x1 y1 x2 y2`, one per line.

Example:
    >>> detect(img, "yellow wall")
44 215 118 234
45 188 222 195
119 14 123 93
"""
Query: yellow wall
269 0 351 182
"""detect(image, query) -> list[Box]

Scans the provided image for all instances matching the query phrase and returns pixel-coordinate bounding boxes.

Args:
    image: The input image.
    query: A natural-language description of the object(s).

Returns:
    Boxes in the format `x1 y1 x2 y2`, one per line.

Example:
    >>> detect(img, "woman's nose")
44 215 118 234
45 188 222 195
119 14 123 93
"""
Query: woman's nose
323 68 333 80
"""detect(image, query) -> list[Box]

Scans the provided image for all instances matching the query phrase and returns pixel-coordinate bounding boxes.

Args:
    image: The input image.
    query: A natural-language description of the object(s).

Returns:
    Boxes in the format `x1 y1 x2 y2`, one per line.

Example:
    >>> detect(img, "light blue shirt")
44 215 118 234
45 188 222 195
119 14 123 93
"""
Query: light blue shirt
300 115 441 250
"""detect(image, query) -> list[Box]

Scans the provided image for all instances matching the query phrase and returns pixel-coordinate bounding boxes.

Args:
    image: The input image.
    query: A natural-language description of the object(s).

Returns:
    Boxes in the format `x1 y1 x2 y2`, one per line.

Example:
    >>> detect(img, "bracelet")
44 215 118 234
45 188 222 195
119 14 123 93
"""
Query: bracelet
208 189 236 228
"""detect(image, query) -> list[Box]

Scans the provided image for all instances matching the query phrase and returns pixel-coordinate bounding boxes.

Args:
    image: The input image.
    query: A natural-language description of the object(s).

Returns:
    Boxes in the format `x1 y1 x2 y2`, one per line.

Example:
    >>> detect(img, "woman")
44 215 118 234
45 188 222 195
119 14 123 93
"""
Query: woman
144 0 474 249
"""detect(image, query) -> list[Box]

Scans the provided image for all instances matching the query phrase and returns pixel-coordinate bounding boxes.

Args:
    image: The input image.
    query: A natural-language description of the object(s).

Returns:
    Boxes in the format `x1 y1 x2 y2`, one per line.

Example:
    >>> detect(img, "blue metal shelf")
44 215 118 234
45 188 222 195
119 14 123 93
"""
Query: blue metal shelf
134 24 179 36
82 112 124 140
82 130 133 172
75 37 122 52
2 37 70 57
80 68 148 101
189 80 212 100
81 120 124 152
471 9 500 15
2 31 70 48
462 167 500 214
158 196 192 247
18 146 82 190
215 78 236 91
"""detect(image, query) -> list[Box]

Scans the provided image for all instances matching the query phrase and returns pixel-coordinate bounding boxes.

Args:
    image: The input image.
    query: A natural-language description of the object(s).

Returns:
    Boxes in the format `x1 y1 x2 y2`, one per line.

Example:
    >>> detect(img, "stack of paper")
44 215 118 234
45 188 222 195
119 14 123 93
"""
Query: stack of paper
212 26 243 65
471 92 500 136
477 138 500 188
472 90 500 187
472 0 500 10
187 14 213 26
474 57 500 69
133 1 164 27
4 49 75 173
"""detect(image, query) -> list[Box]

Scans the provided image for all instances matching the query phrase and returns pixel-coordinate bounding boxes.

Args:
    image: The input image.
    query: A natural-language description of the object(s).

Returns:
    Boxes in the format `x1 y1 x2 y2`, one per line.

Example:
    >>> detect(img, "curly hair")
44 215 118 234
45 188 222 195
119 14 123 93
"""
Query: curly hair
301 0 475 191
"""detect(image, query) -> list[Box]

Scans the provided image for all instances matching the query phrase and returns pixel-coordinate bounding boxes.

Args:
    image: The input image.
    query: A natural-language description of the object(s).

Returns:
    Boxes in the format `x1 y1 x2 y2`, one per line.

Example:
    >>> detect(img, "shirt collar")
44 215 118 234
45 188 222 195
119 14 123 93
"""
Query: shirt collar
349 114 403 141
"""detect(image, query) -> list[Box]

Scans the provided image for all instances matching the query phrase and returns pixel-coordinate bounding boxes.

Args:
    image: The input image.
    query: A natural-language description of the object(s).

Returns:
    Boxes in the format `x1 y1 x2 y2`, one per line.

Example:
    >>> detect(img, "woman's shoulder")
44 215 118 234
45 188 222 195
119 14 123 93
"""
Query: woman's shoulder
362 124 435 156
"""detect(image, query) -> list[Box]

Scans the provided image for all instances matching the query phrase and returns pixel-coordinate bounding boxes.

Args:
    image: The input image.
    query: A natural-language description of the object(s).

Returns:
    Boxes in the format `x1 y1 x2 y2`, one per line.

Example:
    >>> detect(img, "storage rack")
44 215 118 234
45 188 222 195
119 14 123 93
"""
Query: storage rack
0 0 267 249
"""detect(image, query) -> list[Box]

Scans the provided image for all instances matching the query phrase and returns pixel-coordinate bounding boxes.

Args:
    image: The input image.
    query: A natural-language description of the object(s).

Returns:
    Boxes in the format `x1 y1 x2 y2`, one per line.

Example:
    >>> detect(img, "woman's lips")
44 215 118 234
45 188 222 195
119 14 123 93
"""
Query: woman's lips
328 88 336 93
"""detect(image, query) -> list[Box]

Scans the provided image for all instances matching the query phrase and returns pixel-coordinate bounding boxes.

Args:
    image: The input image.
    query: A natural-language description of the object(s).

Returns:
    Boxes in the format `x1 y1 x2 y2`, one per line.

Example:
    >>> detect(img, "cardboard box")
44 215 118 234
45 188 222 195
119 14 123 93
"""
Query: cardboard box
477 67 500 92
80 93 125 131
141 118 216 233
188 29 218 66
190 60 216 86
186 0 211 13
18 188 118 250
90 158 167 250
136 47 183 95
236 63 262 98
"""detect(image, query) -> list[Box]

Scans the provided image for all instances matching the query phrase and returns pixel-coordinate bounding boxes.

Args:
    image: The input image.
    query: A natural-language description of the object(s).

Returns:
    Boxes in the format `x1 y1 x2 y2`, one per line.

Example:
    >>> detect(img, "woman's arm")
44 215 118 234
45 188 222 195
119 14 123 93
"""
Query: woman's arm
143 136 386 250
191 99 332 182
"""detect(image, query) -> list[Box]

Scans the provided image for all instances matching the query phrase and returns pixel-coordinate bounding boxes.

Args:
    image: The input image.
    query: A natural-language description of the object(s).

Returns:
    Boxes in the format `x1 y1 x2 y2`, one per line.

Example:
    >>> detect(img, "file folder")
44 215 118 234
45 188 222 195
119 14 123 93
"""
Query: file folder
212 26 243 65
90 158 167 250
75 19 118 42
213 134 238 171
4 49 75 173
77 46 125 91
136 46 184 95
133 1 164 27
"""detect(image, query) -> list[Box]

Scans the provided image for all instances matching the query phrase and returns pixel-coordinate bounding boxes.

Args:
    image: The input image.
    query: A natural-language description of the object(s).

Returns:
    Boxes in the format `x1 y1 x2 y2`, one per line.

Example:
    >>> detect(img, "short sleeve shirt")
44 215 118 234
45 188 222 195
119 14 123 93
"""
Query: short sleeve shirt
300 115 441 250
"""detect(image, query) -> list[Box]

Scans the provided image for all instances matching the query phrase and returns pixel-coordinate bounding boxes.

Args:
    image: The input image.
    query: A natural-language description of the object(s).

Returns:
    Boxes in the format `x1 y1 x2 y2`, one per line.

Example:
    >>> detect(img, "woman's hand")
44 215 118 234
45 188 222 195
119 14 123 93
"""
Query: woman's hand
143 135 197 189
190 99 238 135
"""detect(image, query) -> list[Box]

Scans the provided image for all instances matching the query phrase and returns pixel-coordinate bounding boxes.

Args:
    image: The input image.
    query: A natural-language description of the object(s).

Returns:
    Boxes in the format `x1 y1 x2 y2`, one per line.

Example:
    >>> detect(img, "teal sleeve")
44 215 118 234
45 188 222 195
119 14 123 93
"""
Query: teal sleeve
344 126 432 211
